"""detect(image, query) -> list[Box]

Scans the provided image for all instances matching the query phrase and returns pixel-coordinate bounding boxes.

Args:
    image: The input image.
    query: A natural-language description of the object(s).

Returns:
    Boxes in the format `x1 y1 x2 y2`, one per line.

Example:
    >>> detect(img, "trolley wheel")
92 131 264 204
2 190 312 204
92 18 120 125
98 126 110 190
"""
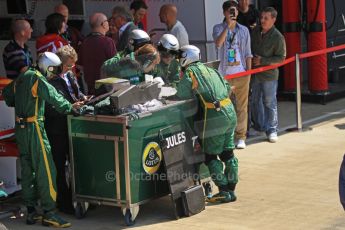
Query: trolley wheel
13 207 23 218
75 202 87 219
124 209 135 226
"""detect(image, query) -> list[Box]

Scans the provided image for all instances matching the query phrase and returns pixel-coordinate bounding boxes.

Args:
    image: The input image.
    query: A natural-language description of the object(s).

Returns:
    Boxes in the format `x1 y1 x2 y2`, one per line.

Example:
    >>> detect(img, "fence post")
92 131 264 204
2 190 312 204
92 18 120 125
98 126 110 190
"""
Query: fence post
286 53 312 133
295 53 303 131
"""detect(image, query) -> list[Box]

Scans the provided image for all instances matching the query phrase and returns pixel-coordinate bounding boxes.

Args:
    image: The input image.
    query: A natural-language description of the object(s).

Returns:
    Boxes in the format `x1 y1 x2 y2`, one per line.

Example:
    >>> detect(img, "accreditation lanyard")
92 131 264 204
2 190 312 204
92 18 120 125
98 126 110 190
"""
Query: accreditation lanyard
227 29 236 49
227 29 237 64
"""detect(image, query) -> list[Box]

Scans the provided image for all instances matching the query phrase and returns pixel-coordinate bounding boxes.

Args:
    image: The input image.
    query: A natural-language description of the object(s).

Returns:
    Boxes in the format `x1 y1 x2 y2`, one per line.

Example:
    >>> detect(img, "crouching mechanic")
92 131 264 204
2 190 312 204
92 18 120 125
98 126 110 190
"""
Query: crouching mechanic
176 45 238 203
3 52 82 228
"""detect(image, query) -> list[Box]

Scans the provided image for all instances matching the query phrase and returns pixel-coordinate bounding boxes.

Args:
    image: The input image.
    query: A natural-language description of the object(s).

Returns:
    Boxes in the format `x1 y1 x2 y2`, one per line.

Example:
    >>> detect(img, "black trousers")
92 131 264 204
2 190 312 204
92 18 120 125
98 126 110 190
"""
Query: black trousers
48 133 73 211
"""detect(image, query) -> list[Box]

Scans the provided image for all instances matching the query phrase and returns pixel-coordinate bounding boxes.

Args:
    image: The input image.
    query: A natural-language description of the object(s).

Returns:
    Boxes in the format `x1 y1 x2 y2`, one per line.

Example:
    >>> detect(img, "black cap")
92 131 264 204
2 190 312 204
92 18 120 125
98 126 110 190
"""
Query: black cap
223 0 239 11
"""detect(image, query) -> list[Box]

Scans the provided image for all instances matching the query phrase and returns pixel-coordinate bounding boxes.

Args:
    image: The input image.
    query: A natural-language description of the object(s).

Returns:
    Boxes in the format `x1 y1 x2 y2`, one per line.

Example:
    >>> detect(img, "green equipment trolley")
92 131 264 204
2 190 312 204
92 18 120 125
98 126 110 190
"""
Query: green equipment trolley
68 99 209 225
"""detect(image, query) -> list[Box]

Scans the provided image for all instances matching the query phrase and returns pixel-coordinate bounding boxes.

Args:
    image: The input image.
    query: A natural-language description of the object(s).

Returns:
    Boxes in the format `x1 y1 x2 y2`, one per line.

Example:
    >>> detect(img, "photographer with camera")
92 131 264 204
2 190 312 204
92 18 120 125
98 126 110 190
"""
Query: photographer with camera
213 0 252 149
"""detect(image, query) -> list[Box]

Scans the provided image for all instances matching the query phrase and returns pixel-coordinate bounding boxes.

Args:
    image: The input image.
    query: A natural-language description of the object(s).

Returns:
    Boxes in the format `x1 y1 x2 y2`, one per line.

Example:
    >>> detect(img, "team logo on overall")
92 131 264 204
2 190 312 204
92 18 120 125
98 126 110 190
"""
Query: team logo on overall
142 142 162 174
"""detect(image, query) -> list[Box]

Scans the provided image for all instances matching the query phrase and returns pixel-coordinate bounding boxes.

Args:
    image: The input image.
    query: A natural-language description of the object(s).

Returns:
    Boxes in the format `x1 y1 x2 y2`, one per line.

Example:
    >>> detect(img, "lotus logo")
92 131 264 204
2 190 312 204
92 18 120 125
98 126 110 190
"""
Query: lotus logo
144 148 160 167
142 142 162 174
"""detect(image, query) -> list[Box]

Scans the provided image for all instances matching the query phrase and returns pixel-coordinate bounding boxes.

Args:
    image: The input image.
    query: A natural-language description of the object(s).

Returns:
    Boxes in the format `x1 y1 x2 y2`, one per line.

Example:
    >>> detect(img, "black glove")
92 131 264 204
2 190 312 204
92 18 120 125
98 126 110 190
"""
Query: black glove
71 108 81 117
165 95 180 101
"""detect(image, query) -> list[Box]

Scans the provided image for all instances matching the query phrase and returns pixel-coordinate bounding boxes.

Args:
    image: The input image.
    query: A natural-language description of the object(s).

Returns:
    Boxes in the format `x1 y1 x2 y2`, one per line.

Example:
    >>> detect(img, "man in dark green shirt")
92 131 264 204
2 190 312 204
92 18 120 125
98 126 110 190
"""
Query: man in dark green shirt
250 7 286 143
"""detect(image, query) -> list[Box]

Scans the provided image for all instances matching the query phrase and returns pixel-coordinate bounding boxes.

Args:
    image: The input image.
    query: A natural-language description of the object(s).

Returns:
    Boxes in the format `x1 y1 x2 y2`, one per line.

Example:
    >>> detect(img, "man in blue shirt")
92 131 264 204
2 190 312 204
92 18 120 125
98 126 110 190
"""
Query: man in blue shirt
213 0 252 149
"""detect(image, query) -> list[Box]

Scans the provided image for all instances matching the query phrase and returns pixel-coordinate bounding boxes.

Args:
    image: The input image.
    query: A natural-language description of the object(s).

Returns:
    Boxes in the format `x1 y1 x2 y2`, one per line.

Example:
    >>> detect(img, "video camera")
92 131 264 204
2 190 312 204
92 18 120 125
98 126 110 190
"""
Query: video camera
230 7 236 18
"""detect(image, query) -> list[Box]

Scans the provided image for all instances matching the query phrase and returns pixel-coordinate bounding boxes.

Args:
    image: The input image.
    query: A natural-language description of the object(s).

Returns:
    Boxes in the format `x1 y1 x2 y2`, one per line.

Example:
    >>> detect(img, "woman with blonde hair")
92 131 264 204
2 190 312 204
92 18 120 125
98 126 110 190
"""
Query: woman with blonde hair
45 45 87 214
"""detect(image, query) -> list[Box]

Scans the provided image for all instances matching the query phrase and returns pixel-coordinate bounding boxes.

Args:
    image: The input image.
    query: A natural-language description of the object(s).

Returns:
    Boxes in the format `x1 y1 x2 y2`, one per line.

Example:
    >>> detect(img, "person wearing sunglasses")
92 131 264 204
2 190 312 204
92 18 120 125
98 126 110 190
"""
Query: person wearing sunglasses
78 13 116 94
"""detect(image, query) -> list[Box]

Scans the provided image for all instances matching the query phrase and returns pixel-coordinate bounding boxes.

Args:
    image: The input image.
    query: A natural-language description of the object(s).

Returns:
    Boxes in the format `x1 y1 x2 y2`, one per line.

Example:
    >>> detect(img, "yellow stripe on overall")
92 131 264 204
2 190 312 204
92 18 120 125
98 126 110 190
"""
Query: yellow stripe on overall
188 72 232 152
189 72 209 152
32 79 57 201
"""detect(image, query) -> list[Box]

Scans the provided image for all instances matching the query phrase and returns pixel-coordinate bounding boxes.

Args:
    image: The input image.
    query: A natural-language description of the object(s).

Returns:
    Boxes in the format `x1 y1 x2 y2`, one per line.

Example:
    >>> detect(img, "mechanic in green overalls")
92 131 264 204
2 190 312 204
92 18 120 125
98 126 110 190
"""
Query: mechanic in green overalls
3 52 82 228
154 34 180 85
101 29 151 78
100 43 160 85
176 45 238 203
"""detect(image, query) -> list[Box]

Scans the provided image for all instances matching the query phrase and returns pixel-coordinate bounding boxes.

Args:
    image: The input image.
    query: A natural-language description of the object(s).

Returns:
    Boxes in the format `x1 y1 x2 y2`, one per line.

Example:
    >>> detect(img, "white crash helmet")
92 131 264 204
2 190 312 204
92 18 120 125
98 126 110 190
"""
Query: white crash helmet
128 29 151 51
179 45 200 67
37 52 62 77
157 34 179 52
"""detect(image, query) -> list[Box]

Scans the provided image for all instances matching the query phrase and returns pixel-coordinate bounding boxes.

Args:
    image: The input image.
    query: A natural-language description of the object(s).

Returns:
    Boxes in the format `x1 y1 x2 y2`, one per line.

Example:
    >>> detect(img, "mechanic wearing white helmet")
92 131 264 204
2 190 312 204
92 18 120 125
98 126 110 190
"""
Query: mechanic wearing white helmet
102 29 151 78
154 34 181 85
2 52 82 228
176 45 238 203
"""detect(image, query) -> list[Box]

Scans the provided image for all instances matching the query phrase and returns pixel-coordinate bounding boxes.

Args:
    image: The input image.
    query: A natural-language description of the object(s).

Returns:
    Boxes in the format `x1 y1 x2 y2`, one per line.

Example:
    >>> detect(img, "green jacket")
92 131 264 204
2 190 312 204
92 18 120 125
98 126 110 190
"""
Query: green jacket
251 25 286 81
176 62 236 147
153 59 180 85
3 68 72 119
176 62 230 101
101 49 135 78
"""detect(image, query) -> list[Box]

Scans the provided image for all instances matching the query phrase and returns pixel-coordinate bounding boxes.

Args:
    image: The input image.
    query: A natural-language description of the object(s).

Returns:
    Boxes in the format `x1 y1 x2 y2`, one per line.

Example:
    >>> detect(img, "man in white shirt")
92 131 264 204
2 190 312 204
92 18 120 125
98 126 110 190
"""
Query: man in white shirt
159 4 189 47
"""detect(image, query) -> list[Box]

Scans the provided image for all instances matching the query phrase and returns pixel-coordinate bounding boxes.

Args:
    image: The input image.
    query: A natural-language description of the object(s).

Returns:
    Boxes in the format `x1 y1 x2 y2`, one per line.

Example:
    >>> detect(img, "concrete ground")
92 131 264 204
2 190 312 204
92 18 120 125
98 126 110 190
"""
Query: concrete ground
1 98 345 230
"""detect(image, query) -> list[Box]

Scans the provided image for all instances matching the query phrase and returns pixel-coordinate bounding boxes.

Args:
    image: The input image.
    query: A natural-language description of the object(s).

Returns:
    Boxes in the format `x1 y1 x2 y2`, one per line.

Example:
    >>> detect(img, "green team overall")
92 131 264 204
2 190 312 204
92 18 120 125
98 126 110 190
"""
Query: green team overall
154 34 181 85
153 59 180 85
3 52 78 228
101 29 151 78
176 45 238 203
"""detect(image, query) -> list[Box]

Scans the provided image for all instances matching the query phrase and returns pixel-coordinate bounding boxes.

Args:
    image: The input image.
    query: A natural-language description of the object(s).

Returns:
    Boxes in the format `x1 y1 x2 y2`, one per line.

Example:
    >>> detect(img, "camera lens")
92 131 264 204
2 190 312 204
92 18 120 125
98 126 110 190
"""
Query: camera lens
230 8 236 17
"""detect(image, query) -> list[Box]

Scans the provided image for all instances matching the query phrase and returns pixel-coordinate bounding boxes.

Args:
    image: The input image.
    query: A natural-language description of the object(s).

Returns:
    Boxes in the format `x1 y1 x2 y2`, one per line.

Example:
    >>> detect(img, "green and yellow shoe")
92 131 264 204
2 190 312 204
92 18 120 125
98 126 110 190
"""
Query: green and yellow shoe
42 212 71 228
206 190 237 203
26 211 42 225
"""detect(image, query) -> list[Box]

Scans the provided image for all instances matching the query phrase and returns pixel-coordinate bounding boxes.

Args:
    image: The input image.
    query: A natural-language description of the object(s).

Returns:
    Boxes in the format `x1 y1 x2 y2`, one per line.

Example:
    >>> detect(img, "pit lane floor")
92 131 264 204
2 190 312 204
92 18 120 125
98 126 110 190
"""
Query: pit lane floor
1 98 345 230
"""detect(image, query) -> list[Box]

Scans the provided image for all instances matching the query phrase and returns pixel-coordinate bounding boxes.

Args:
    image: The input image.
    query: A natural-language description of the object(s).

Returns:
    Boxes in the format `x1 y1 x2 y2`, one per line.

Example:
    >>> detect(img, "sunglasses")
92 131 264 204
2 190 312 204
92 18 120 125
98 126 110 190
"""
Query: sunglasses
66 64 75 69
